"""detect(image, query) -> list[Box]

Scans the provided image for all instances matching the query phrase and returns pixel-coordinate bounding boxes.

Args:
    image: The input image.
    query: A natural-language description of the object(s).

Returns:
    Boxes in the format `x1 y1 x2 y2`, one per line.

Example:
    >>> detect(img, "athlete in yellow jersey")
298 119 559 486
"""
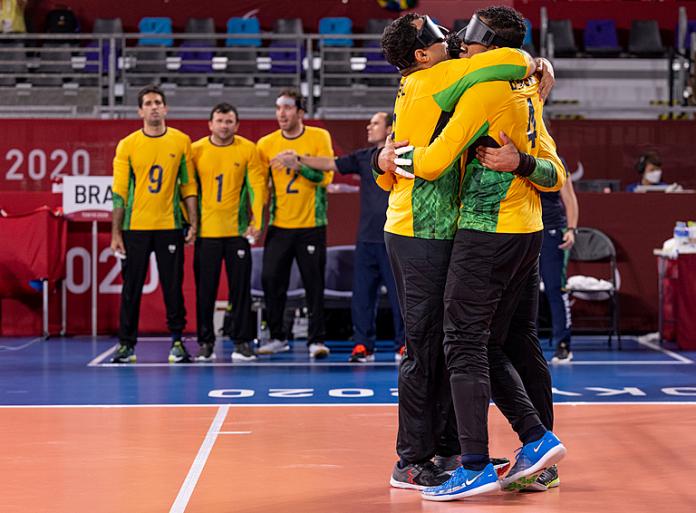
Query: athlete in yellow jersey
372 13 543 492
110 85 198 364
255 89 334 359
379 8 567 501
192 103 267 363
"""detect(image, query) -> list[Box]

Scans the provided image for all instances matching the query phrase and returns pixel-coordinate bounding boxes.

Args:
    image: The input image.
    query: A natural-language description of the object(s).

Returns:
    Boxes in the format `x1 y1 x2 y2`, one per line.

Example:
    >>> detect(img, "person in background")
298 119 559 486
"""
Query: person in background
110 84 198 364
192 103 266 363
256 89 334 360
1 0 26 33
273 112 406 363
626 150 666 192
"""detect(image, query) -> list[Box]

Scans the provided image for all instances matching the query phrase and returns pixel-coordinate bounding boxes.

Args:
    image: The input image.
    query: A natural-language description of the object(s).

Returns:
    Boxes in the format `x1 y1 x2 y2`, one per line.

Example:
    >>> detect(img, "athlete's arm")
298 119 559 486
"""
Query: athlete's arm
246 144 269 235
559 178 578 249
183 195 198 244
111 139 129 255
252 139 272 226
312 130 335 188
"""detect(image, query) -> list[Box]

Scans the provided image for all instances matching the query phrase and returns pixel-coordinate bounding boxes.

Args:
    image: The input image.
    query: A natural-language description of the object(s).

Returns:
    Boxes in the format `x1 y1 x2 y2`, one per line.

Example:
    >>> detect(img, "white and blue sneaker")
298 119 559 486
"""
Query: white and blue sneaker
421 463 500 501
501 431 567 491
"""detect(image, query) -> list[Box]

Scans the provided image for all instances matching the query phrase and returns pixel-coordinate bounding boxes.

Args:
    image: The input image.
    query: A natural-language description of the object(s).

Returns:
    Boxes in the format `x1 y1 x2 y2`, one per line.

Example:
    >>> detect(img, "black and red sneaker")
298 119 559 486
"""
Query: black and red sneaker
389 461 450 490
348 344 375 363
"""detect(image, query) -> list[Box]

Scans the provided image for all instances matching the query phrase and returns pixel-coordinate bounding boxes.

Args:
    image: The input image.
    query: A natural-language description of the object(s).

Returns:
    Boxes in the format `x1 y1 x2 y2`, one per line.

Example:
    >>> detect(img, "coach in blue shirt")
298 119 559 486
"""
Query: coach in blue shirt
273 112 405 362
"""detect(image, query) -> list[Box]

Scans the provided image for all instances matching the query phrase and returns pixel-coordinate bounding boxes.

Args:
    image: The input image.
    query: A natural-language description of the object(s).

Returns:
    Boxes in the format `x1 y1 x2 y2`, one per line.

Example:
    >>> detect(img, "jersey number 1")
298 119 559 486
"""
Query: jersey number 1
215 174 223 202
526 99 538 149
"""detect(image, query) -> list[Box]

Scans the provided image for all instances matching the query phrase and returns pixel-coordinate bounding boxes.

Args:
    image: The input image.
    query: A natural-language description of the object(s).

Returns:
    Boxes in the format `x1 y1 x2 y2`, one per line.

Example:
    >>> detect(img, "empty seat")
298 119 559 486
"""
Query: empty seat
522 18 536 56
275 18 303 34
138 17 173 47
0 41 27 86
185 17 215 36
86 18 123 74
628 20 665 56
34 43 75 86
226 17 261 47
363 18 396 78
584 19 621 56
365 18 391 36
93 17 123 34
178 17 215 85
319 17 353 46
548 19 578 57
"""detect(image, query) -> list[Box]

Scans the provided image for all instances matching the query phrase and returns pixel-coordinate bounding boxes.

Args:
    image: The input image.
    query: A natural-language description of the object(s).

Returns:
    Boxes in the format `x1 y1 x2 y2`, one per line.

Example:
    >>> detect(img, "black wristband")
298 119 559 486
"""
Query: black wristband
371 146 385 175
513 152 537 177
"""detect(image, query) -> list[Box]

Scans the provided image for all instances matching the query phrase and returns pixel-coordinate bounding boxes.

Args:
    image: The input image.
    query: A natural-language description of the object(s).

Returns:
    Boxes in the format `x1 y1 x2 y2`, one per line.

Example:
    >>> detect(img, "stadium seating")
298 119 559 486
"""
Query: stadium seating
85 18 123 75
178 18 216 86
138 17 174 46
319 17 353 87
548 19 578 57
319 17 353 47
584 19 621 56
628 20 665 57
676 20 696 50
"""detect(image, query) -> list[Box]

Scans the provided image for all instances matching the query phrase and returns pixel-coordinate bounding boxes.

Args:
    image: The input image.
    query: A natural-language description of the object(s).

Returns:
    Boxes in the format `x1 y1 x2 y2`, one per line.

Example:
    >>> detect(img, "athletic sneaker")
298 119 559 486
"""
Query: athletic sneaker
349 344 375 363
432 455 511 477
522 464 560 492
501 431 567 491
421 463 500 501
111 344 136 363
232 342 257 362
309 342 330 359
395 345 406 363
389 461 450 491
551 343 573 364
195 342 216 362
168 340 192 364
256 339 290 355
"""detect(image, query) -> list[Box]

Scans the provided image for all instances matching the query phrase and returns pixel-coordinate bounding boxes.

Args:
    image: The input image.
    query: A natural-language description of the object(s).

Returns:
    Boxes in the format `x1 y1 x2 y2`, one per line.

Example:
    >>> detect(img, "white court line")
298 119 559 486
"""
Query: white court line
1 402 696 409
0 336 44 352
168 404 229 513
87 343 119 367
635 337 694 364
96 358 691 368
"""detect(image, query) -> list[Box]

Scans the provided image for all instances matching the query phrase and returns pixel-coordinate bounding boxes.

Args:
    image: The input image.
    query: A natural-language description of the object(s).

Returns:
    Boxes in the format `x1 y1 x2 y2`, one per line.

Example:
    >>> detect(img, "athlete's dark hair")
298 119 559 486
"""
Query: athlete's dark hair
475 5 526 49
277 88 306 112
137 84 166 108
384 112 394 127
209 102 239 121
381 13 420 69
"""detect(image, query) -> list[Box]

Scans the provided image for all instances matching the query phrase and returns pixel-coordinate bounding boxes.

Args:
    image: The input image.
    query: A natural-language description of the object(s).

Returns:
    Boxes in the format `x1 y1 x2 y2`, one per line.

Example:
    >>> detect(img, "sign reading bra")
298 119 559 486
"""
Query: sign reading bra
62 176 113 221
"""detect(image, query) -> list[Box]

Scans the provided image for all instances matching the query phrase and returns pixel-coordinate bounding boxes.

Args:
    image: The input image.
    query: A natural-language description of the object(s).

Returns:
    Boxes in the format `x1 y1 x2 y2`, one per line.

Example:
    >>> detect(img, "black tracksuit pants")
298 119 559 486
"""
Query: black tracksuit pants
385 232 460 465
119 229 186 346
444 229 548 457
262 226 326 345
194 236 254 345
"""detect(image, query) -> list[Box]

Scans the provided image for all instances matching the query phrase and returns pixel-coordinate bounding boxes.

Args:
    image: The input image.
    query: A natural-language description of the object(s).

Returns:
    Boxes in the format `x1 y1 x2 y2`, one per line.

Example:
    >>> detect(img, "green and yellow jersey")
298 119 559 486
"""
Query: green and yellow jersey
256 126 334 229
112 127 196 230
404 75 565 234
376 47 534 239
192 135 267 238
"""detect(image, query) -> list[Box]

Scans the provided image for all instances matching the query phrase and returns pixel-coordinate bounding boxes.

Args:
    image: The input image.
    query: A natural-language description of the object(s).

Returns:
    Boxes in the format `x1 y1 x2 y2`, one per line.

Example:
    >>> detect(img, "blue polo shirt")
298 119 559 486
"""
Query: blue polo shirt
335 146 389 244
540 157 569 230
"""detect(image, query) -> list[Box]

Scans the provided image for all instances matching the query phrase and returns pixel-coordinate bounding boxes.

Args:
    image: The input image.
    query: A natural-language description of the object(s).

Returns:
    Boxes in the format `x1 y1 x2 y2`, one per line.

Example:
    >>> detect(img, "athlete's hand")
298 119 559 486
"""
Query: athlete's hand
378 137 414 178
475 131 520 172
185 225 196 245
110 233 126 257
271 150 300 170
535 58 555 102
559 229 575 250
244 225 260 244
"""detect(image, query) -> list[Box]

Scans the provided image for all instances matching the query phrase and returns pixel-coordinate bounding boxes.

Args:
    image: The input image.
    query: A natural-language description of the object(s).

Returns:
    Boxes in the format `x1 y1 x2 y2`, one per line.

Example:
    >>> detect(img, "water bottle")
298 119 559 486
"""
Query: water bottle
674 221 689 251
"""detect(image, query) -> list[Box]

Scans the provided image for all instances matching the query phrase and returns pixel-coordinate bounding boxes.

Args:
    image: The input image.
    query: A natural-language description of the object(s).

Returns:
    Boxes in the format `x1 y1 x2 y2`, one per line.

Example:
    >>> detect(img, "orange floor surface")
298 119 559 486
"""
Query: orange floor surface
2 404 695 513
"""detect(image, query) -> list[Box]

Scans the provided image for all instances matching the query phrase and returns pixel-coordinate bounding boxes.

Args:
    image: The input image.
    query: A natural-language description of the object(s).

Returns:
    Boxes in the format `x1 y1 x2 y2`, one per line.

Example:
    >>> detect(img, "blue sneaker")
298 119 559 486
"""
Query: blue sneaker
501 431 567 491
421 463 500 501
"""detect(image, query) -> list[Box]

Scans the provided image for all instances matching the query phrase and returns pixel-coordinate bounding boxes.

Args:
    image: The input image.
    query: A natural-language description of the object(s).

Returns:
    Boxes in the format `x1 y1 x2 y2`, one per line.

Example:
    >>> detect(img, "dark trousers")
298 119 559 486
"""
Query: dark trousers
444 229 545 456
194 236 254 345
385 232 459 465
119 229 186 346
540 227 572 348
352 241 405 352
262 226 326 345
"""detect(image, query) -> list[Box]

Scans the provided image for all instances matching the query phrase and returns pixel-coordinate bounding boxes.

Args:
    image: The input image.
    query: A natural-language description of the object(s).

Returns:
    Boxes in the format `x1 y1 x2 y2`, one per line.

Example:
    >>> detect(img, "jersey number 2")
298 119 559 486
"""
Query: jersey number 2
526 99 538 149
286 168 299 194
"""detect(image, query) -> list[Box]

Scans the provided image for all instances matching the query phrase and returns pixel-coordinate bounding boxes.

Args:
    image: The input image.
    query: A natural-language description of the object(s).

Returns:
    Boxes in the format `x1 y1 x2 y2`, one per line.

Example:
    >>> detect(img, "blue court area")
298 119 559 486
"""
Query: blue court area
1 336 695 406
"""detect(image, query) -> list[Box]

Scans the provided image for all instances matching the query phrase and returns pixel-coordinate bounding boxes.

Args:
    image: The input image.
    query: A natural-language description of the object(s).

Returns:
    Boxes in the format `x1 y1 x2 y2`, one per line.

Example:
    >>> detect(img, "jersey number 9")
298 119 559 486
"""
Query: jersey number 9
148 165 163 193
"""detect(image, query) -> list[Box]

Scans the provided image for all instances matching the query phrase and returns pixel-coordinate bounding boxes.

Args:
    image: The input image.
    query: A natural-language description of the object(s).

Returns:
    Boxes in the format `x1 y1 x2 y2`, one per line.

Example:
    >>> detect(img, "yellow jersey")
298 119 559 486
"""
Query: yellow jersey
112 127 196 231
376 48 533 239
406 75 565 234
192 135 267 238
256 126 334 229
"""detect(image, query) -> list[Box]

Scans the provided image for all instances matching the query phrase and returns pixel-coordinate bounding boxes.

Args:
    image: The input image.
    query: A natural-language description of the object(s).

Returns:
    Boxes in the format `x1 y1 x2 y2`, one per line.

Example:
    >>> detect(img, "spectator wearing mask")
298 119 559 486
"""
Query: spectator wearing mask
626 150 666 192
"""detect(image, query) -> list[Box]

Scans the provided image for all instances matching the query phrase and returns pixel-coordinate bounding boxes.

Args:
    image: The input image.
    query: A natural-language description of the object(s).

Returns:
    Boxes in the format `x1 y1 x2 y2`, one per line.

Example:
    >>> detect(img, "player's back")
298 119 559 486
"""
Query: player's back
459 76 562 234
